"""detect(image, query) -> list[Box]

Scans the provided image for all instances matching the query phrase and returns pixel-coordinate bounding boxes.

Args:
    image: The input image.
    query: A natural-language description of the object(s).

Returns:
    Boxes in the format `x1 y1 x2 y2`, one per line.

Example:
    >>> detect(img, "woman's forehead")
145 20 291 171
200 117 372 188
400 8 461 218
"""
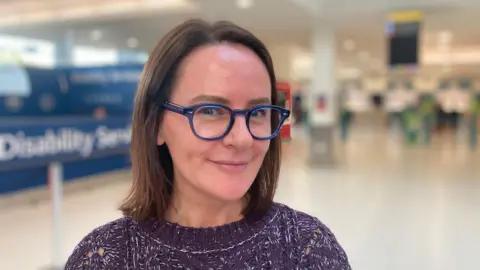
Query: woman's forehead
172 43 271 102
179 44 267 81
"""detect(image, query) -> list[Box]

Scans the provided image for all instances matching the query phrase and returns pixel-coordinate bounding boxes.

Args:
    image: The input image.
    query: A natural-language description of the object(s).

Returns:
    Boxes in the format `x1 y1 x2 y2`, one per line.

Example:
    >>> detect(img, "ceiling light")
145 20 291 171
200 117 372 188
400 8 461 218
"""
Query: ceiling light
127 37 139 48
90 30 103 41
236 0 253 9
343 40 355 51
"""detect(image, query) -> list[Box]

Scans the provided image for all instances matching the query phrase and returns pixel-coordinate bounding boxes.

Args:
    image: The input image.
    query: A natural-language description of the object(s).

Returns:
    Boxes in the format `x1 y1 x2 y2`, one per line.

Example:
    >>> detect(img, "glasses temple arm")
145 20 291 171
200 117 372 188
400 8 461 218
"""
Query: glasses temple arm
164 102 186 114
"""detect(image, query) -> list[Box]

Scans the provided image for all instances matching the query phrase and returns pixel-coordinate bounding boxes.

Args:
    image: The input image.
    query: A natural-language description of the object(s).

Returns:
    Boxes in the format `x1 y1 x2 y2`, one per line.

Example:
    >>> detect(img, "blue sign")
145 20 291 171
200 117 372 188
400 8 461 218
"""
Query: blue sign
0 64 144 117
0 66 68 117
62 64 143 116
0 117 131 171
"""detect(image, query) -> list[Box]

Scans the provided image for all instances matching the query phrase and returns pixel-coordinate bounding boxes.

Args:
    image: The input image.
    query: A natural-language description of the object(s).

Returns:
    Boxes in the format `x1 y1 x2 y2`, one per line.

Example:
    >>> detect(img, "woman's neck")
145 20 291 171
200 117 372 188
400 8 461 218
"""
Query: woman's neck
165 189 245 228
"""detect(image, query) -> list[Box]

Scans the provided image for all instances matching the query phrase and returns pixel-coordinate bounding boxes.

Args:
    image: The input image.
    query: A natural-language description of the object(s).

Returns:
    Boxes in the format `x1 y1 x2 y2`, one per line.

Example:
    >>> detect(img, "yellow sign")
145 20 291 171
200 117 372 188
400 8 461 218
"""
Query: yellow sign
389 10 423 23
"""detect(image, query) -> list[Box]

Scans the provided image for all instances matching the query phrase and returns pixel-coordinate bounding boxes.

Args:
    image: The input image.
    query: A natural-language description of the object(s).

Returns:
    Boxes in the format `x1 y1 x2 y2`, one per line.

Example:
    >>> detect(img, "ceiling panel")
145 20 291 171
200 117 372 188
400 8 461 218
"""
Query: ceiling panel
0 0 312 51
0 0 479 78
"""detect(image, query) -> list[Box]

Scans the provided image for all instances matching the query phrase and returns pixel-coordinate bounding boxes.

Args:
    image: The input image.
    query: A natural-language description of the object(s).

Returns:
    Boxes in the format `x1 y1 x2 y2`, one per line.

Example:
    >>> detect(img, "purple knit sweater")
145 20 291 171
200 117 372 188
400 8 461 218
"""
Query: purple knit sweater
65 203 350 269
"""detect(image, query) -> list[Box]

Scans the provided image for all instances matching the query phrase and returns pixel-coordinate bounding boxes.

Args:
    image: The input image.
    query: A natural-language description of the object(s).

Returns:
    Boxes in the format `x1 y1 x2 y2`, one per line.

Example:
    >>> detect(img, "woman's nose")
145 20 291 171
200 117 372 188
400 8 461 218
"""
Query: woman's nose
223 116 253 148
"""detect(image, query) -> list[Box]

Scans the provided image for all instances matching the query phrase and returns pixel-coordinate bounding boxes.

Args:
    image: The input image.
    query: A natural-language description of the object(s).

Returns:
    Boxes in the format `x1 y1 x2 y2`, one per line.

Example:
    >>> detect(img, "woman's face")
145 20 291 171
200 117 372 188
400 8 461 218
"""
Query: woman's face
158 43 272 203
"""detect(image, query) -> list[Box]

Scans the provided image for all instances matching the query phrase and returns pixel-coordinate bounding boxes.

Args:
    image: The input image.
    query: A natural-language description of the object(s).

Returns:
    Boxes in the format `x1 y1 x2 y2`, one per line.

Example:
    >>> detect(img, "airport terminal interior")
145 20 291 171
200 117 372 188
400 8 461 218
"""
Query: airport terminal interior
0 0 479 269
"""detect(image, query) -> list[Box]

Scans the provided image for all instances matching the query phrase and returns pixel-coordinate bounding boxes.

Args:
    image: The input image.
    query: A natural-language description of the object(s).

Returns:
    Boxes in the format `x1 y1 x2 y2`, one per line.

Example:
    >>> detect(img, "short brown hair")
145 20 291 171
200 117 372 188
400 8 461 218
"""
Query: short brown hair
120 19 281 222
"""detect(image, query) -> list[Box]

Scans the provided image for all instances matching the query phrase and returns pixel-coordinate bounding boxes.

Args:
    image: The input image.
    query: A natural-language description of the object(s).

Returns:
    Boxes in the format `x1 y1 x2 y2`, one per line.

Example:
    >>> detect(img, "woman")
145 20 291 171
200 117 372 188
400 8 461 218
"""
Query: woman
66 19 350 269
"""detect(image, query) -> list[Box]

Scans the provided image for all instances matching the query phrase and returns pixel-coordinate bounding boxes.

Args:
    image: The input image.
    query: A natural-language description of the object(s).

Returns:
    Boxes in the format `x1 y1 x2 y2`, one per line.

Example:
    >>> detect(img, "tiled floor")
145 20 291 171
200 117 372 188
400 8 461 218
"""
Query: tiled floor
0 126 479 270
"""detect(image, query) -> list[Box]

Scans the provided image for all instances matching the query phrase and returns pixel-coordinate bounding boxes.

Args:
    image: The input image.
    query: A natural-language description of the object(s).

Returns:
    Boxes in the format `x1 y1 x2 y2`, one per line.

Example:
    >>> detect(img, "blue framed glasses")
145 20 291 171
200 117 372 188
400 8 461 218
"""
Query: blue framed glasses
163 101 290 141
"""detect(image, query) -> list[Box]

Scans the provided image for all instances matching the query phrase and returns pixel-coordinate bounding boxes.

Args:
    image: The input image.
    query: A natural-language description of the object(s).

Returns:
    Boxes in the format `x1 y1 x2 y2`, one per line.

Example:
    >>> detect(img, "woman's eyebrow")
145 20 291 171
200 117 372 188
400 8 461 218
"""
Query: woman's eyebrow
188 95 271 106
247 98 271 106
189 95 230 105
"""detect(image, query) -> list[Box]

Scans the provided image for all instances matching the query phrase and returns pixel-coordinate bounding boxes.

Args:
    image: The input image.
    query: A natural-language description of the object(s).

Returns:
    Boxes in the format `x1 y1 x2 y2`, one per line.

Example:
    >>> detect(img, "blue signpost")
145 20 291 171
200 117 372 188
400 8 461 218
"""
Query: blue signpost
0 63 143 269
0 64 144 194
0 117 132 191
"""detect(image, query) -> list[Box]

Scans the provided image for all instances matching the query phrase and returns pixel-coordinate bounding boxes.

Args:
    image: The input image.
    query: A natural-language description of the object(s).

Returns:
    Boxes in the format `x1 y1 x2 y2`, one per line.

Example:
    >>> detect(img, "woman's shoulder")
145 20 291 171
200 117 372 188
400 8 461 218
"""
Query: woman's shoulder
273 202 333 232
65 217 131 269
273 203 351 269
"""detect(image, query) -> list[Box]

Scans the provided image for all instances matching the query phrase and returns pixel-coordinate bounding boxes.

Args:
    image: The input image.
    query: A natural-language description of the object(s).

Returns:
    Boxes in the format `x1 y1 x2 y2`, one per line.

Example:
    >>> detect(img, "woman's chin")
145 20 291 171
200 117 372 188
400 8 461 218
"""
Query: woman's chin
205 178 252 202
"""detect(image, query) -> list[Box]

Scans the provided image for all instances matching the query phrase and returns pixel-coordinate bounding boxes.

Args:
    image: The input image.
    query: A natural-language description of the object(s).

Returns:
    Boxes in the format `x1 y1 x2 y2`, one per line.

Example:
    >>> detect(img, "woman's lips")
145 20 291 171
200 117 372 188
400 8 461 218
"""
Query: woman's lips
209 160 249 173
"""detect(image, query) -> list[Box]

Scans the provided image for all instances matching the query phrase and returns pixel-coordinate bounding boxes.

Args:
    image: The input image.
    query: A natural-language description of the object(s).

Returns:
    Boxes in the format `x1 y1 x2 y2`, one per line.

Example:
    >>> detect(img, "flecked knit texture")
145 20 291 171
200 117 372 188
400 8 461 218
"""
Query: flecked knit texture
65 203 351 269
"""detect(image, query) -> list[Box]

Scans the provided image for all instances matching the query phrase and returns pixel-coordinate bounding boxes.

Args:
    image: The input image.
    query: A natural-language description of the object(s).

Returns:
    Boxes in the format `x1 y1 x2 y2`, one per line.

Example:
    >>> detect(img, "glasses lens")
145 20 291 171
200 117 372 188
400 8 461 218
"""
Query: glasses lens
248 107 282 139
193 106 231 139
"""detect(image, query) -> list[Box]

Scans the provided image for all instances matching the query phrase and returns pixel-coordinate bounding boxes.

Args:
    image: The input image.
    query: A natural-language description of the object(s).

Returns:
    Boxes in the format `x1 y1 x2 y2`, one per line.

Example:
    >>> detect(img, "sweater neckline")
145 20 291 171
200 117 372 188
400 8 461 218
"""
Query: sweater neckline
136 203 280 253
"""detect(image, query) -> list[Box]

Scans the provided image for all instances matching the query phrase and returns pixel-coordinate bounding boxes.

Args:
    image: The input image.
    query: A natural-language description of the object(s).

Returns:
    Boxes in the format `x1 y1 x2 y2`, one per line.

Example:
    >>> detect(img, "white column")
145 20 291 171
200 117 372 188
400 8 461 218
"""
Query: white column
54 31 75 67
309 27 337 126
48 162 64 269
307 26 337 166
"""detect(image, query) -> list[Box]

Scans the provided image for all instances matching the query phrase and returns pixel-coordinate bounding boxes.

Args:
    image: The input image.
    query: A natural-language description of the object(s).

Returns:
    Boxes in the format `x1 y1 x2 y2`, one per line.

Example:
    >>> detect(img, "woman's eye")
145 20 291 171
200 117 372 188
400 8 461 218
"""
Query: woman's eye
197 107 225 116
200 108 215 115
252 109 267 117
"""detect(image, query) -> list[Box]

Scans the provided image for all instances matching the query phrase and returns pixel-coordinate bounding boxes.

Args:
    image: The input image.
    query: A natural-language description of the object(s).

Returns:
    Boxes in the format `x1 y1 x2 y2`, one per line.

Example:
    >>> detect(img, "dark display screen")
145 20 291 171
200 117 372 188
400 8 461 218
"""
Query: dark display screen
387 22 420 67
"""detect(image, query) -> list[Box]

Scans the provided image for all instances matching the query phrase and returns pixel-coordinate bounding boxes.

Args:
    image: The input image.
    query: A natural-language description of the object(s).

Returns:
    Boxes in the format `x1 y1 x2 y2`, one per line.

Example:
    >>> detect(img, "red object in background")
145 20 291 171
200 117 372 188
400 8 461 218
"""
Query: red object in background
94 107 107 120
316 95 327 111
280 122 291 140
276 82 291 140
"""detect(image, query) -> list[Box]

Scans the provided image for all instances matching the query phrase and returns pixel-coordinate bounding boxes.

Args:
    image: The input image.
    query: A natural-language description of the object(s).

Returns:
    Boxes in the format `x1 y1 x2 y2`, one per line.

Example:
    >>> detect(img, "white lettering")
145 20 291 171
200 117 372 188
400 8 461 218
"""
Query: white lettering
70 72 109 84
70 70 142 85
96 125 132 149
0 134 18 161
0 124 131 162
